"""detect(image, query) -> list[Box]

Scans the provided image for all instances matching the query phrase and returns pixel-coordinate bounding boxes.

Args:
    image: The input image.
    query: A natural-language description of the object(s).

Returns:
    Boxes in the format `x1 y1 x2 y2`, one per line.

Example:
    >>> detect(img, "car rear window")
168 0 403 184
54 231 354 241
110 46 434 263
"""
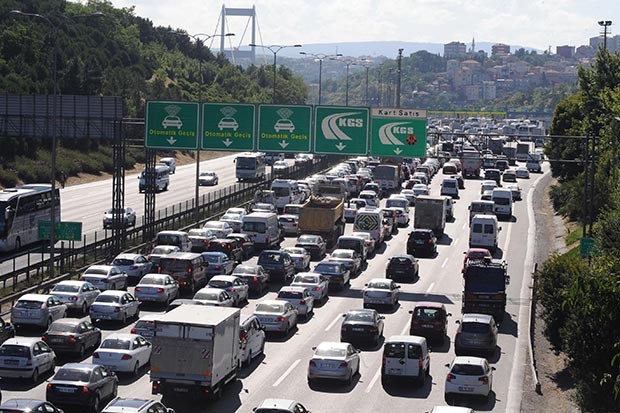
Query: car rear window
0 345 29 357
278 291 303 299
112 259 133 266
411 231 430 240
414 307 441 320
159 259 192 272
48 322 78 332
209 280 232 288
451 363 485 376
54 368 91 382
100 338 131 350
461 322 491 334
14 300 43 309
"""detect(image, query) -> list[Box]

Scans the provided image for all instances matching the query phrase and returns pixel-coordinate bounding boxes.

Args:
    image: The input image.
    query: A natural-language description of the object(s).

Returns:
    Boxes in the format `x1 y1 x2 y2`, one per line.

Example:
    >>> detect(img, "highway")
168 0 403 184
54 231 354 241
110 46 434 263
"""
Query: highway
1 158 545 413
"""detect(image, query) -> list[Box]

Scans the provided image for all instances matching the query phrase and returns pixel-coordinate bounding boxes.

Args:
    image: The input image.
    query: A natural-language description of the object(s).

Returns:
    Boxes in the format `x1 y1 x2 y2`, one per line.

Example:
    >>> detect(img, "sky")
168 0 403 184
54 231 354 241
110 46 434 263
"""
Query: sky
98 0 617 54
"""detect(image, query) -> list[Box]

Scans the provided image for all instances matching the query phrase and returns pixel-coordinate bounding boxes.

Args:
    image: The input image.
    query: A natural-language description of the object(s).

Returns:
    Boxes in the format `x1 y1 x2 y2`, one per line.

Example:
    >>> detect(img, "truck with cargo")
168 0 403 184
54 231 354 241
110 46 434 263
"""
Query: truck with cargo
413 195 447 236
316 181 347 200
487 137 504 155
459 150 482 178
373 163 402 191
462 258 510 322
516 142 530 162
297 196 345 246
501 146 517 165
150 305 241 399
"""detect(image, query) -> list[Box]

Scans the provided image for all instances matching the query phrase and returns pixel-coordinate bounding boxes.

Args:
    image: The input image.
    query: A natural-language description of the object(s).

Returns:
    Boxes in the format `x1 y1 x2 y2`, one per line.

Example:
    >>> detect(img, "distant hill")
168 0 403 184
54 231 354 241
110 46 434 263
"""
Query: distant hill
273 41 541 59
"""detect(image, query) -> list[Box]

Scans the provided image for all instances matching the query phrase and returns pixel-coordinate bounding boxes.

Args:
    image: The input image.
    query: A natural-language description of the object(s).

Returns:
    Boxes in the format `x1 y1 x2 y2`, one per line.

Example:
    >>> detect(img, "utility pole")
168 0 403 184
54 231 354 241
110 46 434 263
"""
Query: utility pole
598 21 612 50
396 48 404 108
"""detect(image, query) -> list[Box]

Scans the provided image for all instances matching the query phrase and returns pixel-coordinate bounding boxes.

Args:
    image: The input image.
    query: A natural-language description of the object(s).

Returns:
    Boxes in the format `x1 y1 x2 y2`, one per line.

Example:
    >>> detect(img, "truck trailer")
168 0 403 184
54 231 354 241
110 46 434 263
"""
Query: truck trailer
298 196 345 246
413 195 447 236
462 258 510 322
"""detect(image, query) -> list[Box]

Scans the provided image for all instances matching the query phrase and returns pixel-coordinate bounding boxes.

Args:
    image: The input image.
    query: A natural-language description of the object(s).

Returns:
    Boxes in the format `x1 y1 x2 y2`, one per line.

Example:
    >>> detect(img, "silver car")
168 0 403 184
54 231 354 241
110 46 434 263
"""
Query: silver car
282 247 311 272
362 278 401 310
49 280 100 315
10 293 67 330
0 337 56 382
207 275 249 306
290 272 329 302
193 287 235 307
134 273 179 307
253 299 298 334
80 265 128 291
89 291 140 325
220 213 244 233
307 341 361 385
203 220 233 238
110 253 153 284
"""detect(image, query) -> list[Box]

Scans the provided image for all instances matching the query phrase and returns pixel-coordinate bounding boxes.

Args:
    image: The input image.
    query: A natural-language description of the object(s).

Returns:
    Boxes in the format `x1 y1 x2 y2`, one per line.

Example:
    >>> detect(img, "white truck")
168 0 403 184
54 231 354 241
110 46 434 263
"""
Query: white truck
150 305 241 399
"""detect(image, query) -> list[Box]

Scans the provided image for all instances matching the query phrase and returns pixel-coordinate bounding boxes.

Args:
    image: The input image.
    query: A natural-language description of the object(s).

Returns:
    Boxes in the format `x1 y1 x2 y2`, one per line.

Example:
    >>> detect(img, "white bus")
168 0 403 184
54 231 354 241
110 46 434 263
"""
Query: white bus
235 152 266 182
0 184 61 252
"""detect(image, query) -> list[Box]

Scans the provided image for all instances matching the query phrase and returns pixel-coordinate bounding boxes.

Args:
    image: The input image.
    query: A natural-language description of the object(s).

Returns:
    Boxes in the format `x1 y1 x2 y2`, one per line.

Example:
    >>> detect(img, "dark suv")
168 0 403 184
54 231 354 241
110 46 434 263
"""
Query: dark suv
206 238 243 264
385 254 419 282
158 252 208 295
409 301 451 345
406 229 437 257
484 168 501 186
257 250 296 282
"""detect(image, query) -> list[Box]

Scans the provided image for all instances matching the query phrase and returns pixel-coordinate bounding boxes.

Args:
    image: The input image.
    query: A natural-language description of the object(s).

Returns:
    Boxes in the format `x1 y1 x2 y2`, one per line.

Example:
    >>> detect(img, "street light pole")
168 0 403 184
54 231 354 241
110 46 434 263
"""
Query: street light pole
598 20 612 50
299 52 341 105
396 48 404 108
183 32 234 222
249 44 302 103
10 9 103 277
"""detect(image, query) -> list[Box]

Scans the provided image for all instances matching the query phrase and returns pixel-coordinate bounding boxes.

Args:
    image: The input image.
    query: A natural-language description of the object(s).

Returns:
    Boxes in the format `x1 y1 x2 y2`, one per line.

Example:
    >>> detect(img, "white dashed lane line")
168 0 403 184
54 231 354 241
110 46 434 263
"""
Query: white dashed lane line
273 359 301 387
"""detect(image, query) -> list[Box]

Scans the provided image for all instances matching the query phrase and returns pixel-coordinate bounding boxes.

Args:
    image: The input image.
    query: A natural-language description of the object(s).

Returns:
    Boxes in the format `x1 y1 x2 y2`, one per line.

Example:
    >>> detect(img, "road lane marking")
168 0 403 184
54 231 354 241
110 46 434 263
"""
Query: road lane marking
441 257 449 268
365 367 382 393
273 359 301 387
325 313 342 331
426 282 435 294
462 222 467 230
400 321 410 336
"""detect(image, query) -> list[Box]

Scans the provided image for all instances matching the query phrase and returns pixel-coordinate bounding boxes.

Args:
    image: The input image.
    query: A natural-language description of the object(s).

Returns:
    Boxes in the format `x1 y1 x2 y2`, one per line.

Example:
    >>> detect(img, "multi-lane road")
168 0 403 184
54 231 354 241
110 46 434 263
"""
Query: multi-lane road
2 156 545 413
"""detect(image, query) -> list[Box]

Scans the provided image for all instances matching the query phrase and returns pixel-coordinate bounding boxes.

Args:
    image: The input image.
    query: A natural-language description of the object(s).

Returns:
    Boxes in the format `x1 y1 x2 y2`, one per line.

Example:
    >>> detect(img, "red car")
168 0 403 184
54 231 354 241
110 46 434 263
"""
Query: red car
462 248 492 272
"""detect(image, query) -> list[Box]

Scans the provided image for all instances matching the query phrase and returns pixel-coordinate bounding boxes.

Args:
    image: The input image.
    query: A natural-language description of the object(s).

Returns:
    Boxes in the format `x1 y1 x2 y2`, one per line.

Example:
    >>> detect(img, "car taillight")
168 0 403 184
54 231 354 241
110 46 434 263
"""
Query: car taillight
276 316 286 322
479 375 489 384
418 359 423 368
428 239 432 244
382 358 386 366
130 328 136 334
446 373 456 382
81 386 91 394
69 336 76 343
135 287 141 292
339 362 348 368
230 288 236 293
79 277 84 281
130 265 137 270
121 354 132 360
252 276 258 282
309 360 316 367
69 296 77 301
300 299 306 305
93 352 100 358
313 286 320 291
46 383 53 390
157 288 164 293
41 335 47 341
114 307 121 312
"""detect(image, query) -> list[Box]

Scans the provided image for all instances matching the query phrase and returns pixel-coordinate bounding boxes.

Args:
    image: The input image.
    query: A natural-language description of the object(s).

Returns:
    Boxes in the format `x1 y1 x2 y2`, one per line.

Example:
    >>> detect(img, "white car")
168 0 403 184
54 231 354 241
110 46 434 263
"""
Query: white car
444 356 495 402
110 253 153 284
506 183 523 201
198 171 219 186
203 220 233 238
193 287 235 307
282 246 311 272
399 189 416 206
89 291 140 325
515 166 530 179
49 280 100 315
362 278 400 309
207 275 250 306
278 214 300 236
80 265 128 291
0 337 56 382
273 160 290 175
93 333 152 376
351 231 376 257
480 180 498 194
133 273 179 307
412 183 430 197
220 212 244 233
307 341 360 384
276 286 315 317
10 293 67 330
290 272 329 302
102 207 136 229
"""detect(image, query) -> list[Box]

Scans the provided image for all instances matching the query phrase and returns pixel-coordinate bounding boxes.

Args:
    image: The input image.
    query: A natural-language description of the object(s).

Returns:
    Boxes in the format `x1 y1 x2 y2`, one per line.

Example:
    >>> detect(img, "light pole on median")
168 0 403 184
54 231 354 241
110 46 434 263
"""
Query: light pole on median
178 31 234 222
299 52 342 105
331 57 358 106
360 59 373 107
9 9 103 277
249 43 302 103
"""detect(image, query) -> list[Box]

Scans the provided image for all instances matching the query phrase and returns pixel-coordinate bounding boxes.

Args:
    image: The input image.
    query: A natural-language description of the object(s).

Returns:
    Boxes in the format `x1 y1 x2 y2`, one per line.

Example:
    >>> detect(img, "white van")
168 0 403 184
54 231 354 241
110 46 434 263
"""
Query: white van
440 177 459 198
241 212 281 250
492 188 513 219
353 206 385 245
381 335 431 385
468 200 495 224
271 179 302 213
469 214 501 251
154 230 192 252
138 165 170 193
386 196 410 213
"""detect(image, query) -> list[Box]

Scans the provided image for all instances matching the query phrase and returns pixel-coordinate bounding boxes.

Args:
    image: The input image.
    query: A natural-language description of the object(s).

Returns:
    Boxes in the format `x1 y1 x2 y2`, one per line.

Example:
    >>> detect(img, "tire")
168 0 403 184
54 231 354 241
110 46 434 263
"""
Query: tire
81 302 88 316
417 368 426 386
79 344 86 359
49 358 56 375
244 350 252 368
92 394 100 413
32 367 39 383
132 361 139 376
346 369 353 385
46 318 52 328
121 312 127 325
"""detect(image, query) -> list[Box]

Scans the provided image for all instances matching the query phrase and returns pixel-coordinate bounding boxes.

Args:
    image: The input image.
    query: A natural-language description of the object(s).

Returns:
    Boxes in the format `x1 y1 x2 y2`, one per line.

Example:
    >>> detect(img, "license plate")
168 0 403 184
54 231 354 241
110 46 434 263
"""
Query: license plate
4 359 18 365
415 240 424 244
174 387 189 393
458 386 474 392
57 387 75 393
50 338 63 343
421 324 434 328
352 328 365 332
388 368 401 374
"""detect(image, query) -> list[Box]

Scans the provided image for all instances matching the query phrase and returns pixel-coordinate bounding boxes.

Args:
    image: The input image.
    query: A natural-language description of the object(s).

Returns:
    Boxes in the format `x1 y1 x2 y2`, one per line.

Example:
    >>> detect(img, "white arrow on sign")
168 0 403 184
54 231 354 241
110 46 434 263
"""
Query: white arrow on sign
393 148 402 155
335 142 346 151
279 140 289 149
223 138 233 147
166 137 177 145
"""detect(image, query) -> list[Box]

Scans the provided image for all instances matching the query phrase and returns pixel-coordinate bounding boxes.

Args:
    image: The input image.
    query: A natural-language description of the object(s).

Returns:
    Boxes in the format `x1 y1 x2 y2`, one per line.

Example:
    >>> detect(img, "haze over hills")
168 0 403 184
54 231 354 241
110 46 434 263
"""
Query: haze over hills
263 41 543 59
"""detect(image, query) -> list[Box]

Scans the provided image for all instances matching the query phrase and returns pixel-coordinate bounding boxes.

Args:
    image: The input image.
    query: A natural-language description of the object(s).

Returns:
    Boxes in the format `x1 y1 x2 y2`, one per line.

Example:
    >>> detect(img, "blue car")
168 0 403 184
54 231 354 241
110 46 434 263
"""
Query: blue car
313 261 350 290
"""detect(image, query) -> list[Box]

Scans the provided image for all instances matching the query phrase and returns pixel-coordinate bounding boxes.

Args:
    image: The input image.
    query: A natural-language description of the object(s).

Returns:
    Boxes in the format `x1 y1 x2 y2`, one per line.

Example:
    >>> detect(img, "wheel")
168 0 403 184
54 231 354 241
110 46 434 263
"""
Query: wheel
79 344 86 359
92 394 100 413
134 308 140 320
417 368 426 386
49 358 56 374
245 350 252 367
81 302 88 316
46 318 52 328
31 367 39 383
132 361 139 376
14 237 21 252
121 312 127 324
111 283 117 290
346 369 353 385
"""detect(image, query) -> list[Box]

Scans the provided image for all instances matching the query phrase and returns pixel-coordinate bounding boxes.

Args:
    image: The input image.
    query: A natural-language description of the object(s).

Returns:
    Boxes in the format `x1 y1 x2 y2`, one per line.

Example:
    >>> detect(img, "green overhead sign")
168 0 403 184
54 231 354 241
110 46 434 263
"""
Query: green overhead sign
145 101 199 149
370 108 427 157
202 103 255 151
257 104 312 153
38 221 82 241
313 106 369 155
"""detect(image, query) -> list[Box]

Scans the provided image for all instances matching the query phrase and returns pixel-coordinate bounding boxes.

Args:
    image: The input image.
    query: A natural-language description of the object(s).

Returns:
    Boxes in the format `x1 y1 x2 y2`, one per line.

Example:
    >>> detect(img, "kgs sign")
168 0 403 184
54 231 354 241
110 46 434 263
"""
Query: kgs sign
314 106 369 155
370 108 427 157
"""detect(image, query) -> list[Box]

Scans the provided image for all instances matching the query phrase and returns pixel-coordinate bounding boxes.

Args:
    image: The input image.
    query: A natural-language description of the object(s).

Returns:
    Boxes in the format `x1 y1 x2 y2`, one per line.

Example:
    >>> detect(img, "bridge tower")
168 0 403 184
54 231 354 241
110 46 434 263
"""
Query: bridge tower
220 4 256 64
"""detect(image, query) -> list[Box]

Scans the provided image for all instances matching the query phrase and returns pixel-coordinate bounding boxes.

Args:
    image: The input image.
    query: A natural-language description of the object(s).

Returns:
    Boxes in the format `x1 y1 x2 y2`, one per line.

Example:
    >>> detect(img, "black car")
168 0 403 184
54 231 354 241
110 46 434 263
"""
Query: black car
406 229 437 257
340 309 385 346
484 168 501 186
226 233 255 260
257 250 296 283
385 254 419 282
42 319 101 358
295 234 327 260
0 399 64 413
232 264 270 295
0 318 15 346
313 260 350 290
46 363 118 412
206 238 244 264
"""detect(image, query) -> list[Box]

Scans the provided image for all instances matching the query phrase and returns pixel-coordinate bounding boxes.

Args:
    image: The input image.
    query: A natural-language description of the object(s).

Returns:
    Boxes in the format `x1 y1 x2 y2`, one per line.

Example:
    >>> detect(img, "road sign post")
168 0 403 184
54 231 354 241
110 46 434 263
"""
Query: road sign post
202 103 256 151
370 108 427 157
313 106 369 155
257 104 312 153
145 101 199 149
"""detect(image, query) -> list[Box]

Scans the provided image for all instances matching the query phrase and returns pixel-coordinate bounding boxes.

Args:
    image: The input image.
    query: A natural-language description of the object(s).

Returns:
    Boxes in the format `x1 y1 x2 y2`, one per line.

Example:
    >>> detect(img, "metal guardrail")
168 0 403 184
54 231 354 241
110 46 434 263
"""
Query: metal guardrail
0 158 332 314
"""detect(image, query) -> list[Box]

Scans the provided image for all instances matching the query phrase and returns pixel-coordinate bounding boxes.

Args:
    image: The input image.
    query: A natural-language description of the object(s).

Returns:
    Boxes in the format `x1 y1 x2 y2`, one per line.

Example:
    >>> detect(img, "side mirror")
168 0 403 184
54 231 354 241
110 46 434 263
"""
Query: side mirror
505 275 511 285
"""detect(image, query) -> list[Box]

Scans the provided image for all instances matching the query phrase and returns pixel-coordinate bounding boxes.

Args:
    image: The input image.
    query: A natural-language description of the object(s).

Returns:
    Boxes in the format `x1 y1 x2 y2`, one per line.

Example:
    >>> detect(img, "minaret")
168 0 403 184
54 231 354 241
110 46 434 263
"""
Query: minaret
471 37 475 53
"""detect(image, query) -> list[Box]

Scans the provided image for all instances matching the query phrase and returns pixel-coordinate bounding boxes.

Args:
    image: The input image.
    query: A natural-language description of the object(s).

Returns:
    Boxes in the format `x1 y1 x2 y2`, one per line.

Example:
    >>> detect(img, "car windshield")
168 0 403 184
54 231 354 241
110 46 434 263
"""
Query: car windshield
96 295 120 304
255 303 283 313
0 345 29 357
53 368 91 382
278 291 303 299
315 263 339 273
367 281 390 289
331 251 352 259
233 266 257 275
100 338 131 350
209 280 232 288
48 322 78 332
298 235 318 244
414 307 441 320
52 284 80 293
315 346 346 358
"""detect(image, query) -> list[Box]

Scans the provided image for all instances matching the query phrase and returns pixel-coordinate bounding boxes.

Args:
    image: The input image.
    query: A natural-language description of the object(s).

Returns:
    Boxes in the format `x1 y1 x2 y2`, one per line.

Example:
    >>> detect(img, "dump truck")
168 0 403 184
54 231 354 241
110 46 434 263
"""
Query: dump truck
462 258 510 322
150 305 241 399
413 195 447 236
297 196 345 246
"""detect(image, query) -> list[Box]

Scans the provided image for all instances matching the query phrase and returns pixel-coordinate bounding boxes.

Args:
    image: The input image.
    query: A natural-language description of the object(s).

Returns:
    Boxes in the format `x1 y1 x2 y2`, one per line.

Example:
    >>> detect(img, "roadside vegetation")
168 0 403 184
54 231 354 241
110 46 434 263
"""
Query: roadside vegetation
535 48 620 412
